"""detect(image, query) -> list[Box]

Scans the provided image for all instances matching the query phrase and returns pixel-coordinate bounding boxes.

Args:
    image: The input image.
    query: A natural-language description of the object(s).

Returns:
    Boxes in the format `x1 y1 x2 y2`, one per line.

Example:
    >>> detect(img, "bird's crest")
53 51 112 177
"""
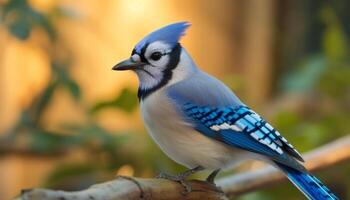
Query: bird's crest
134 22 191 53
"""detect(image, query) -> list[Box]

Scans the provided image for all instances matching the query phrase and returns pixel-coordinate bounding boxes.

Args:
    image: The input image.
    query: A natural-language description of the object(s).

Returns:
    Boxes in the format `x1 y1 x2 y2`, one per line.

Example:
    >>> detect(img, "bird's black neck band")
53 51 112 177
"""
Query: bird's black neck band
138 43 182 100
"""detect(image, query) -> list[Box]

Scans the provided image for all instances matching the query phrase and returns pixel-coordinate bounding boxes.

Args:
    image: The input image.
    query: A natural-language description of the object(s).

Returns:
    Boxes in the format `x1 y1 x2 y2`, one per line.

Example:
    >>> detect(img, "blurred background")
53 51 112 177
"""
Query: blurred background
0 0 349 199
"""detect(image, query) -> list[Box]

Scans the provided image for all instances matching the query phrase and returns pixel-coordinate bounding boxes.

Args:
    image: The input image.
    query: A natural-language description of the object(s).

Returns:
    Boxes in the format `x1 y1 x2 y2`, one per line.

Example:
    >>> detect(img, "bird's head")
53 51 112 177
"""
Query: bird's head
113 22 196 99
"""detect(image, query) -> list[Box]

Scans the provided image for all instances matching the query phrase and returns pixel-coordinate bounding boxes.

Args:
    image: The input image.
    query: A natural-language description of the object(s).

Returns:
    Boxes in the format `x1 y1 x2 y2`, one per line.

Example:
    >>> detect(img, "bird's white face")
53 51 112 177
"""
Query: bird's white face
113 40 182 99
133 41 173 91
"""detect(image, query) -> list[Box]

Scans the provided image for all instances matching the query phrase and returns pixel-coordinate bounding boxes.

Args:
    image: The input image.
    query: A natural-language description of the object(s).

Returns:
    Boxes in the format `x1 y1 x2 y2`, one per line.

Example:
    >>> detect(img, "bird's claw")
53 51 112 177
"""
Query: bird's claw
155 166 204 194
156 172 192 194
206 169 221 184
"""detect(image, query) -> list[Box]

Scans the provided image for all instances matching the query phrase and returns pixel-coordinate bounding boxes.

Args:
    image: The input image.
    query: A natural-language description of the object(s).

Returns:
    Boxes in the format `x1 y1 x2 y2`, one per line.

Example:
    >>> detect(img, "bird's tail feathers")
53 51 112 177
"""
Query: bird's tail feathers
274 161 338 200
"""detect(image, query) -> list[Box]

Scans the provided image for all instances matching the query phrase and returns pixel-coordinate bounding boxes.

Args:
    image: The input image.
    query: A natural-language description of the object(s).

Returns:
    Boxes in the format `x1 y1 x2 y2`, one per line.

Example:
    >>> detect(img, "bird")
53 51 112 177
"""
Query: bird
112 22 339 200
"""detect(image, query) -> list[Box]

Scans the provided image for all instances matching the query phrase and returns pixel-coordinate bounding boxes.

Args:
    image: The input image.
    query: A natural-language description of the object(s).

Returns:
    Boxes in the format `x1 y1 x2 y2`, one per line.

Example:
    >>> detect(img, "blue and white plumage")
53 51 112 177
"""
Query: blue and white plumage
113 22 339 200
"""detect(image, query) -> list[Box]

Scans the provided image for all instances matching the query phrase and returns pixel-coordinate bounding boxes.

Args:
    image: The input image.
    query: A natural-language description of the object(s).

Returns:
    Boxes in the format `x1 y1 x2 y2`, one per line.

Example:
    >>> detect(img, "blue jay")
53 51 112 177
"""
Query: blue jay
112 22 338 200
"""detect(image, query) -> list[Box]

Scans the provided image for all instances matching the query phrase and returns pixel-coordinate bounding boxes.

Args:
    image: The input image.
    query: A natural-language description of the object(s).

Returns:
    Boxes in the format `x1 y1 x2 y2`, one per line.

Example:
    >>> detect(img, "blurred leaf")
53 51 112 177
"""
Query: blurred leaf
2 0 27 15
2 0 56 40
28 129 68 153
91 88 138 114
44 163 102 190
320 6 349 62
64 78 81 100
47 164 97 181
2 0 32 40
78 125 130 149
318 64 350 98
60 123 133 152
272 111 301 133
29 81 58 124
29 9 55 39
52 62 81 100
8 16 31 39
282 55 327 92
300 123 328 145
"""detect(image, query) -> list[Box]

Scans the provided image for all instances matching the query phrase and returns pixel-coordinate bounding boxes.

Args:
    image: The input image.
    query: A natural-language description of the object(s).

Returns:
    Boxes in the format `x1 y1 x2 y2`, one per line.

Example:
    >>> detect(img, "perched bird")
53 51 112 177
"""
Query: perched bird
112 22 338 200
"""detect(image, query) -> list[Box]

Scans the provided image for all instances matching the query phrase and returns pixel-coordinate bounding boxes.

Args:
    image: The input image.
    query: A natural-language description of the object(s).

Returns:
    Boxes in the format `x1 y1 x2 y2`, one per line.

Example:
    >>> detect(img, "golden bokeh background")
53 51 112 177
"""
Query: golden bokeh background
1 0 349 199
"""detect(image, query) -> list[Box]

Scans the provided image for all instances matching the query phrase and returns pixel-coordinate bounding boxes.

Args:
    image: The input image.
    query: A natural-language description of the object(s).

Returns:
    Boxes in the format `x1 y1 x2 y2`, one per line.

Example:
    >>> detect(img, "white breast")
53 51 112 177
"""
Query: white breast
140 89 249 170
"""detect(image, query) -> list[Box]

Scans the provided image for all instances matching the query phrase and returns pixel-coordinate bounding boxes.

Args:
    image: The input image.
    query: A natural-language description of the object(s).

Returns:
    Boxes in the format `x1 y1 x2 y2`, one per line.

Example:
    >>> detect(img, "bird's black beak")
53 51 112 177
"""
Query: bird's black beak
112 58 146 71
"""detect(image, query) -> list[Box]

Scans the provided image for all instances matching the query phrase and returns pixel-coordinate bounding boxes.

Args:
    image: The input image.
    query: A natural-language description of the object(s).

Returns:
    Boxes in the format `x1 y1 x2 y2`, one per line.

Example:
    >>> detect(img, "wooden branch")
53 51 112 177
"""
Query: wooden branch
15 136 350 200
15 177 228 200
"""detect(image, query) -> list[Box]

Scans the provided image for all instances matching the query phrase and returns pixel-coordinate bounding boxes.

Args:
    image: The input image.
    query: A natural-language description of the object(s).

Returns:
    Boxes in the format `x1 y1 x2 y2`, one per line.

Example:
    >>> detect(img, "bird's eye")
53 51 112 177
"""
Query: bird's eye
150 52 162 61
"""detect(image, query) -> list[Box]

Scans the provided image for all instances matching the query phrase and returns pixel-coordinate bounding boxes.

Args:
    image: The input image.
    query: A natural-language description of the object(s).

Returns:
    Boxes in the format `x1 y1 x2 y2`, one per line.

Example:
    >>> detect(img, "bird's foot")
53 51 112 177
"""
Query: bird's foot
156 166 204 194
156 172 192 193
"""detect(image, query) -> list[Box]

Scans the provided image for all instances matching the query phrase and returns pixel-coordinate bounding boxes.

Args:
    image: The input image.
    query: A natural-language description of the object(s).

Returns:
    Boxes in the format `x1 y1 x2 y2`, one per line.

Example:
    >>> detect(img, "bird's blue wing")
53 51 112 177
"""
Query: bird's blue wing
183 103 304 170
167 74 304 171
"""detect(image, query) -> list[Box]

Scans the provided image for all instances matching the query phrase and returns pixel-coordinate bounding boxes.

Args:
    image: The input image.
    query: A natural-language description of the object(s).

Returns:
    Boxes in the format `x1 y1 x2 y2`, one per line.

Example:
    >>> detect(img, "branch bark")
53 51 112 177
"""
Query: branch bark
16 177 228 200
15 135 350 200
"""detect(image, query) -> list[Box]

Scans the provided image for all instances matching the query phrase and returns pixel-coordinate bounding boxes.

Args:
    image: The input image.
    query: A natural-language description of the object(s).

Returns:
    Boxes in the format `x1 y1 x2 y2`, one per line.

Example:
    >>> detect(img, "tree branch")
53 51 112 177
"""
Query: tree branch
15 135 350 200
16 177 228 200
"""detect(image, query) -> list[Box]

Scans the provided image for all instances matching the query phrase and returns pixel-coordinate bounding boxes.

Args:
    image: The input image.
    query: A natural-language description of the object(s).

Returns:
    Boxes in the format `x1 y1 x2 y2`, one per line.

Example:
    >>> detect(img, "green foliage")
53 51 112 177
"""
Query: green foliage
28 129 68 153
321 6 349 62
1 0 55 40
91 88 138 114
44 163 103 189
283 55 327 93
60 124 133 153
52 62 81 100
22 123 132 154
283 5 350 97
